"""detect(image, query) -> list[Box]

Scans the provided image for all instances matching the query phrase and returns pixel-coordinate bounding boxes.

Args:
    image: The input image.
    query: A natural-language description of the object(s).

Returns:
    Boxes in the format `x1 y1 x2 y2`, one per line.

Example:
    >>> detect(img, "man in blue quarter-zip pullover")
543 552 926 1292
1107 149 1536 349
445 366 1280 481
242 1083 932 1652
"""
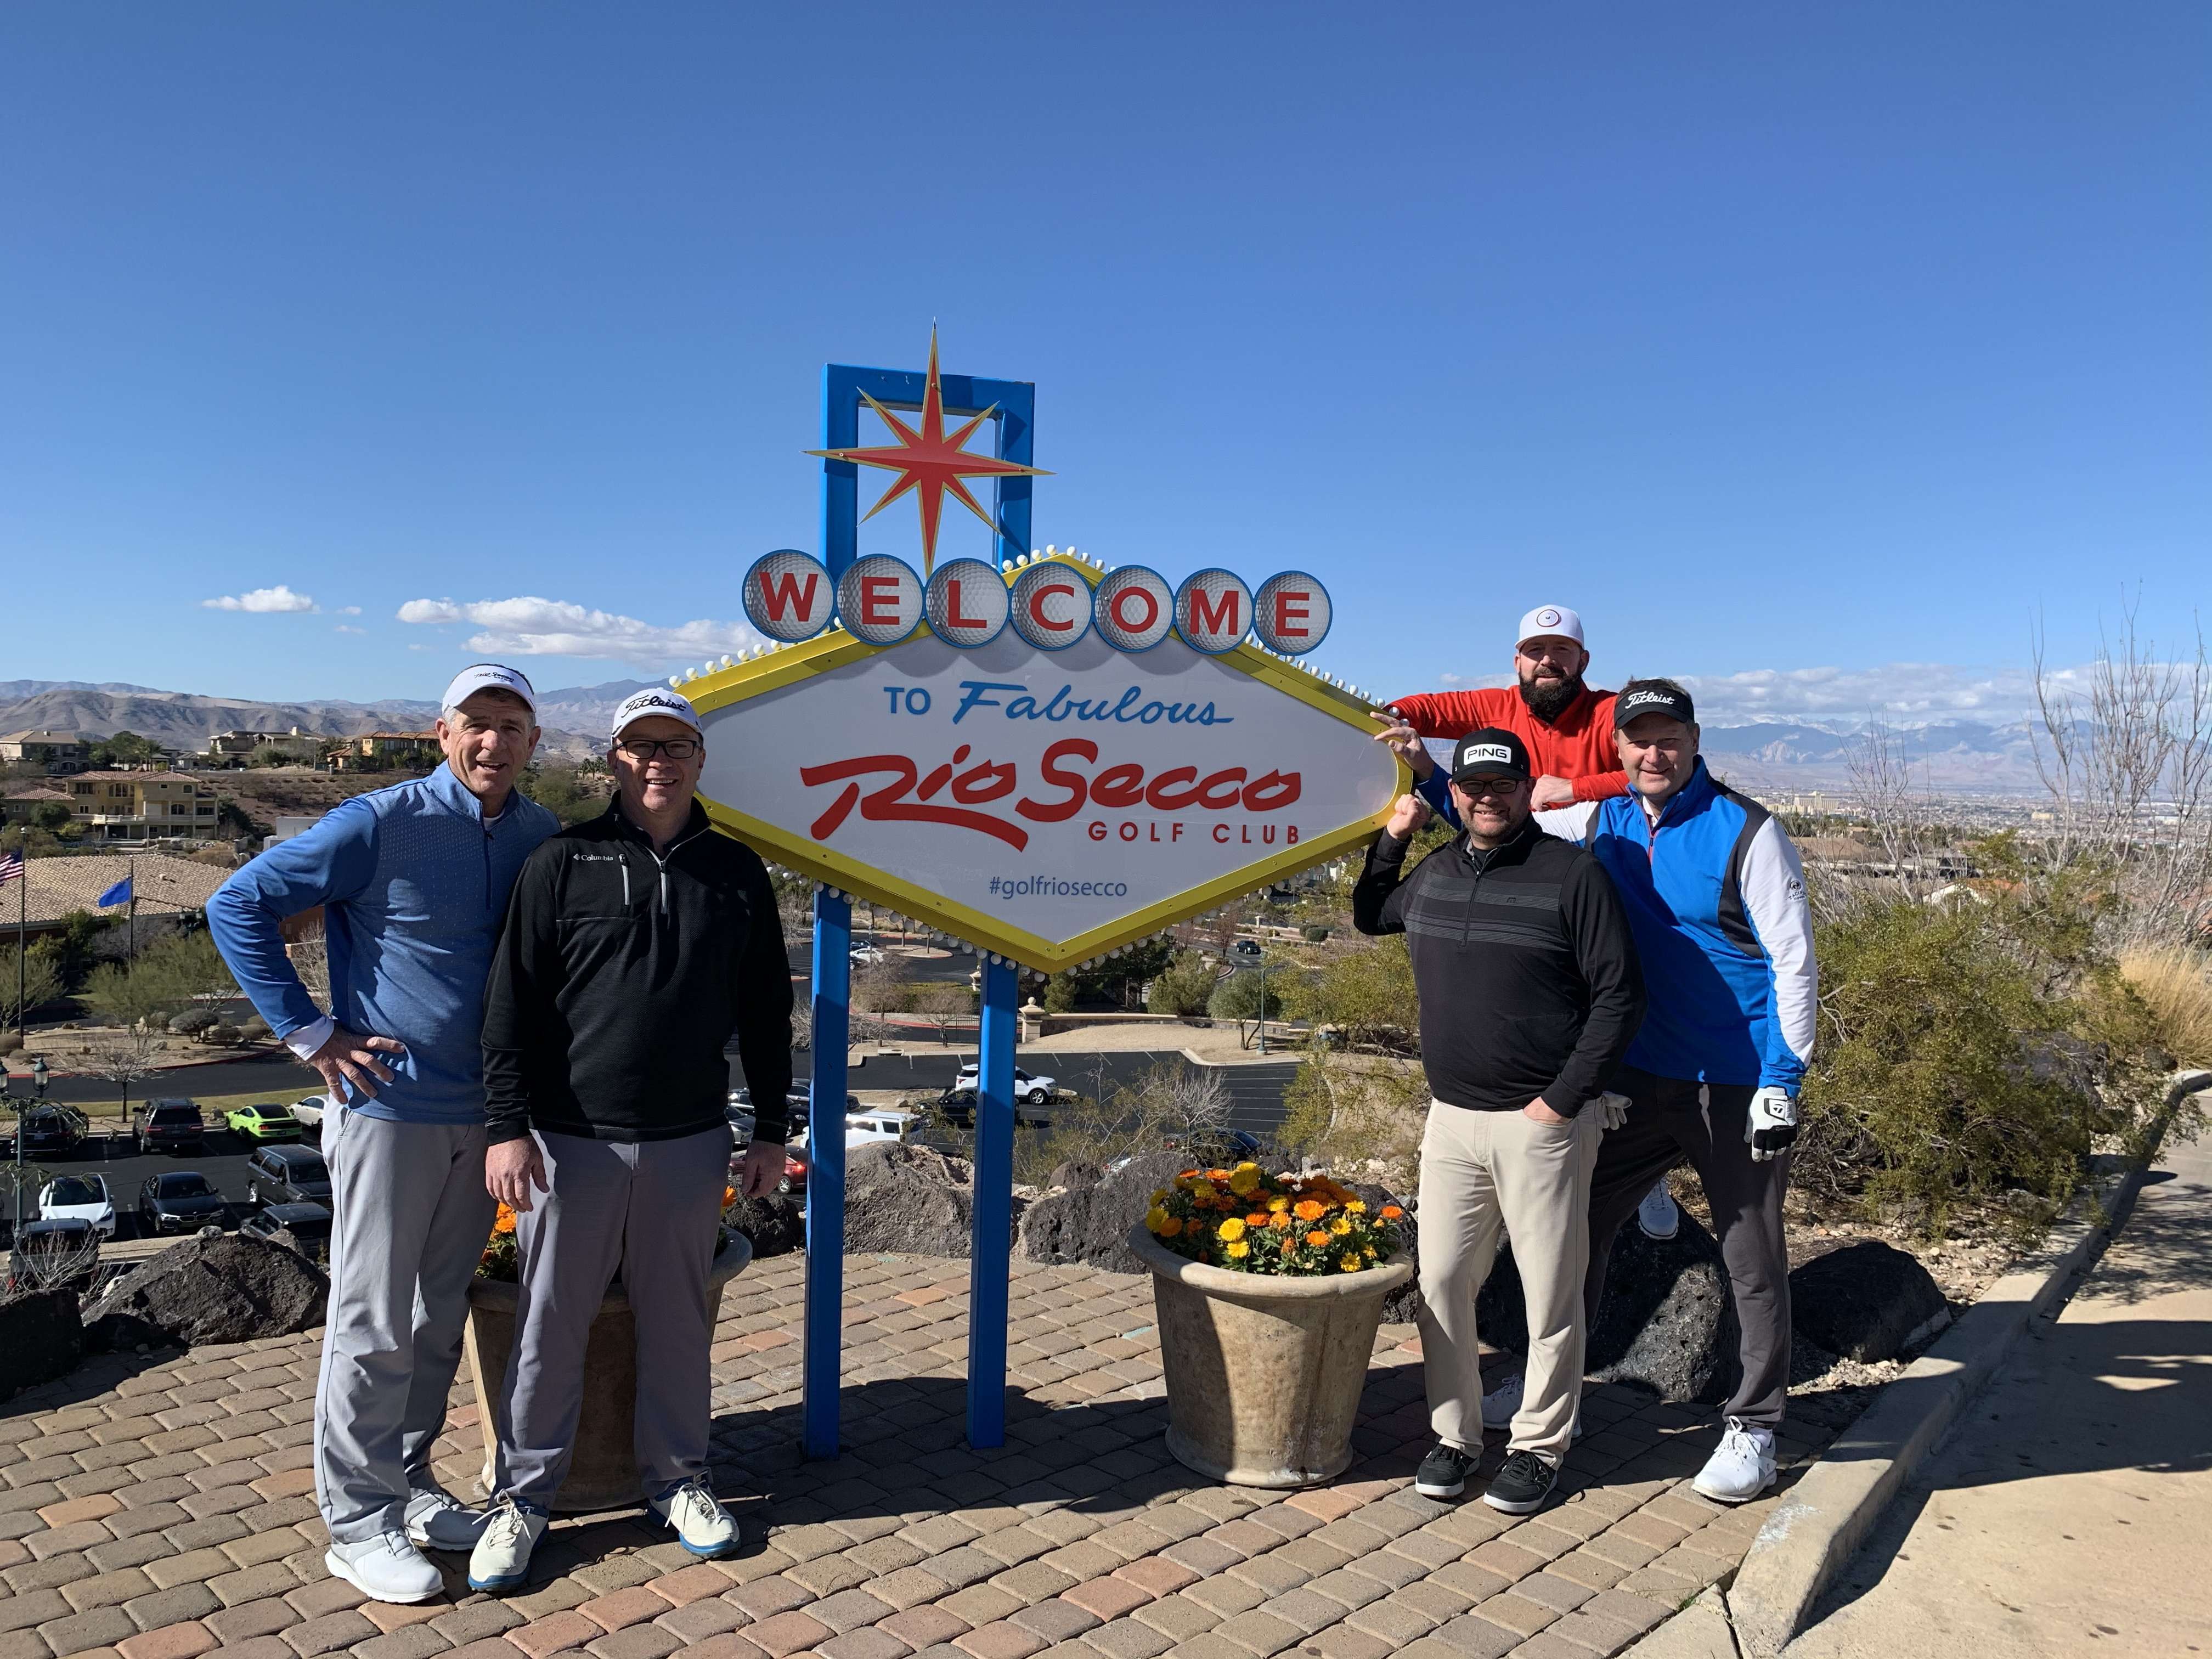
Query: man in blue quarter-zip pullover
206 664 560 1604
1500 678 1817 1505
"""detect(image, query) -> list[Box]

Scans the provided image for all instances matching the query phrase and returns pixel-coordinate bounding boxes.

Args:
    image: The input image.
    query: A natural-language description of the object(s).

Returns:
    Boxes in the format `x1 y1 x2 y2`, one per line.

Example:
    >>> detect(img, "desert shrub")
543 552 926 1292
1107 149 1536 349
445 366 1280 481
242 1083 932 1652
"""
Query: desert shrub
205 1023 244 1046
1275 939 1418 1055
1797 874 2166 1232
2119 946 2212 1066
238 1015 271 1040
167 1009 217 1037
1277 1051 1429 1194
1208 970 1282 1024
1042 975 1077 1013
1302 926 1330 943
1012 1060 1233 1187
1144 952 1219 1018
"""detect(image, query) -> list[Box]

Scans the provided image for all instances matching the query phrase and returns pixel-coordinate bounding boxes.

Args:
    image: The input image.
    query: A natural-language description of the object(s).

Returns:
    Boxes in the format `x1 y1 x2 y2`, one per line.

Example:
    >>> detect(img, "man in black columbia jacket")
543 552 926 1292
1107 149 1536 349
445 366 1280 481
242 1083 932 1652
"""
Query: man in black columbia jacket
467 689 791 1590
1355 728 1643 1515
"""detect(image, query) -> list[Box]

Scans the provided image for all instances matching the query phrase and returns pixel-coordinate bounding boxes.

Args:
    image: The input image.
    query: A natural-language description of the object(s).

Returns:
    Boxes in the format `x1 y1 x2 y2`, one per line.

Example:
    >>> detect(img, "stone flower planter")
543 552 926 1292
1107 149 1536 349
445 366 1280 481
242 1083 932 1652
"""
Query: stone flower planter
463 1237 752 1512
1128 1224 1413 1488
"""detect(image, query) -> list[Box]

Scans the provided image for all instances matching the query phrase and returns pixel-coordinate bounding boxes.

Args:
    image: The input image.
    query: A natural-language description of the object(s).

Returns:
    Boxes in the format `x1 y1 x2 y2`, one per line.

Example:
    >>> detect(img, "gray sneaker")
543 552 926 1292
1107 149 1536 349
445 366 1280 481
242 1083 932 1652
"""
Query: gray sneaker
404 1487 493 1551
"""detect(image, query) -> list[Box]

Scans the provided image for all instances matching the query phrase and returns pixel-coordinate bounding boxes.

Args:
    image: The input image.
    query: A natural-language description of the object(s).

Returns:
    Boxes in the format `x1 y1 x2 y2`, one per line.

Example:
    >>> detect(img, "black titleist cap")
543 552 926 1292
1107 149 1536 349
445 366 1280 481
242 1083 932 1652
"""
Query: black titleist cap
1613 684 1696 729
1448 728 1532 785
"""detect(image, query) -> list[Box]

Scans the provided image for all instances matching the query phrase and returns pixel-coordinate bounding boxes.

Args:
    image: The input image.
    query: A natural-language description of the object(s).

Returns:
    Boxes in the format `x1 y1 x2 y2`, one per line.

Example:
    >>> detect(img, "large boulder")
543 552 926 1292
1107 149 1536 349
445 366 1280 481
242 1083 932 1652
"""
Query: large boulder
83 1233 329 1352
1019 1153 1189 1275
1790 1239 1950 1362
0 1290 84 1401
843 1143 1001 1259
1431 1214 1741 1406
725 1193 804 1260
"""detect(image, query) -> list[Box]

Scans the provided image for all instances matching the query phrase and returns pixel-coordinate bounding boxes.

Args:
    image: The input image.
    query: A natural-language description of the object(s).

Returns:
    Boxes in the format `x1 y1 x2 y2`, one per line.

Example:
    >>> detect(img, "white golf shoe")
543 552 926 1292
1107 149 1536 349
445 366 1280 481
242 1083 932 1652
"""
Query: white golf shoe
324 1530 444 1604
1694 1417 1778 1503
1638 1181 1681 1241
466 1499 548 1593
404 1486 492 1551
1479 1372 1582 1440
652 1476 740 1558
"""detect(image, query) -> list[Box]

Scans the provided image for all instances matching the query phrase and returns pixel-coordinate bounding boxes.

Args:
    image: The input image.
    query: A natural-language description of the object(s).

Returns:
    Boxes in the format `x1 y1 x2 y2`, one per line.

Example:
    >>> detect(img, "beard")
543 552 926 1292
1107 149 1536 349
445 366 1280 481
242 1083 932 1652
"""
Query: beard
1518 669 1585 723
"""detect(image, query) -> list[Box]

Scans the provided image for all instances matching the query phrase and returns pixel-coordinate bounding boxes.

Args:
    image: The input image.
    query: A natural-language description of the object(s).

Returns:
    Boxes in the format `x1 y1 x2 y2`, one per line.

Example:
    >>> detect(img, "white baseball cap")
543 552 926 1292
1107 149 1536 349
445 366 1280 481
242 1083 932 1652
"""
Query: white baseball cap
1515 605 1585 650
610 687 703 743
441 663 538 716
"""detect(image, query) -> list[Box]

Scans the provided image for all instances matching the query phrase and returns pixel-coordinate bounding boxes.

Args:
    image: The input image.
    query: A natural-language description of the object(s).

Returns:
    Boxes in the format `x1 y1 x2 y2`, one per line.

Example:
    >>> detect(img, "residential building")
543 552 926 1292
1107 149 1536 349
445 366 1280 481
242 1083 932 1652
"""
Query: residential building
64 771 222 841
205 727 321 766
0 785 76 828
329 730 441 772
0 731 91 774
0 852 229 942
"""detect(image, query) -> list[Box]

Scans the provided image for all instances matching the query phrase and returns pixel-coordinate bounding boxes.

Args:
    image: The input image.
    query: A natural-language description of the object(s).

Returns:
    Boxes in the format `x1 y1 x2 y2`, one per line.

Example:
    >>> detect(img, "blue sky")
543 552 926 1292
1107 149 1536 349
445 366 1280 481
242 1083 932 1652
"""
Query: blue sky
4 3 2205 725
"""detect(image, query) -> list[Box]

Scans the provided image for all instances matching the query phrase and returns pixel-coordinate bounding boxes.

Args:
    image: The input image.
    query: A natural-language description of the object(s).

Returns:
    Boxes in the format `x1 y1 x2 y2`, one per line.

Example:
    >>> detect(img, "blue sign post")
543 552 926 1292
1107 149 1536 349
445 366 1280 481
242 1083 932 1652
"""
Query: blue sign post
803 355 1036 1459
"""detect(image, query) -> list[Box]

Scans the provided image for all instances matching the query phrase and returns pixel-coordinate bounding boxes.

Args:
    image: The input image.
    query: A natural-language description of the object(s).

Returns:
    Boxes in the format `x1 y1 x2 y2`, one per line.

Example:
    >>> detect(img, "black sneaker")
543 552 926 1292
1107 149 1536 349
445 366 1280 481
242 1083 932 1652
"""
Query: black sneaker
1414 1441 1479 1499
1481 1448 1558 1514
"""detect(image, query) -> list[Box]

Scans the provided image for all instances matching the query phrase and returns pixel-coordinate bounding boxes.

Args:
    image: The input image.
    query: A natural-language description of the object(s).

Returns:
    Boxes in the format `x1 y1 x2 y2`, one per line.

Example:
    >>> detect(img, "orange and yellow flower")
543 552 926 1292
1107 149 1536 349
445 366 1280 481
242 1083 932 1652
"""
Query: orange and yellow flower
1293 1199 1327 1222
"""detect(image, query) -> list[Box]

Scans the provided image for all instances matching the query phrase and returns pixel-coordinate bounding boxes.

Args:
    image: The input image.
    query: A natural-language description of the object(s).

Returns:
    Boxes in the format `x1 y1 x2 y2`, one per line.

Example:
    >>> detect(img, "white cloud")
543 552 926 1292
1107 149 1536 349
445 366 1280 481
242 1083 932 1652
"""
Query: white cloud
336 605 362 616
396 595 762 665
202 585 317 614
1435 672 1464 686
334 624 366 635
1671 663 2048 726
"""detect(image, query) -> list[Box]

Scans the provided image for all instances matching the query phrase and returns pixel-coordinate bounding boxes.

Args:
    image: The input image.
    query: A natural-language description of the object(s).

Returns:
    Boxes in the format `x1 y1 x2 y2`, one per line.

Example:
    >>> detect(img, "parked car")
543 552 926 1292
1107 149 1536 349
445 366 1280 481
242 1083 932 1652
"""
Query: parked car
850 945 887 967
224 1102 302 1143
138 1172 228 1233
1231 939 1263 959
8 1106 83 1159
288 1096 328 1137
37 1174 117 1240
949 1063 1057 1108
134 1098 205 1153
846 1108 920 1146
240 1202 332 1254
244 1144 332 1206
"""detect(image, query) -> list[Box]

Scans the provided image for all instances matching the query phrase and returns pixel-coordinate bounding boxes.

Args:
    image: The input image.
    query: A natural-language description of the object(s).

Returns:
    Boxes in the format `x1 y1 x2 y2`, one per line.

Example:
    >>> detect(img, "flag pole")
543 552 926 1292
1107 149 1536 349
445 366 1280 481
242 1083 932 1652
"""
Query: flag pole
128 855 137 958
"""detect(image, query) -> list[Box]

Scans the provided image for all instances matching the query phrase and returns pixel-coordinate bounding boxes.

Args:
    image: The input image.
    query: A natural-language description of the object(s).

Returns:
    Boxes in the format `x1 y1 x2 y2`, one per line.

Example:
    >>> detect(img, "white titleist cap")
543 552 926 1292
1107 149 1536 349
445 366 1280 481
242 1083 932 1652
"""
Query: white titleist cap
1516 605 1585 650
442 663 538 716
610 687 703 742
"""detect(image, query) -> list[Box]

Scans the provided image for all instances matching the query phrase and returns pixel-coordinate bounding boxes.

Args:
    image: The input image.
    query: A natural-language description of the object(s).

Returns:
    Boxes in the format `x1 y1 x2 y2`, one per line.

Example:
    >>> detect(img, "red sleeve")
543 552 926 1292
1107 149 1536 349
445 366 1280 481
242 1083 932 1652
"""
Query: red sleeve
1573 770 1631 802
1571 691 1628 799
1385 687 1510 737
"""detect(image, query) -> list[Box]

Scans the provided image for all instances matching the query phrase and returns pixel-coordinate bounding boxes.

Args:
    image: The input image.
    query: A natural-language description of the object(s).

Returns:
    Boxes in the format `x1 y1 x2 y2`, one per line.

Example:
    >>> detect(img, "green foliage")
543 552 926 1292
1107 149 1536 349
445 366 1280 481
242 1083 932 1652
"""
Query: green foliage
1065 936 1176 1008
40 911 114 990
215 799 267 840
87 731 161 768
1144 951 1220 1017
1275 937 1419 1054
84 931 238 1030
1208 969 1283 1023
1041 974 1077 1013
518 764 607 827
1301 925 1330 943
1799 870 2166 1232
29 802 73 834
1275 1050 1429 1194
0 825 72 859
0 945 63 1030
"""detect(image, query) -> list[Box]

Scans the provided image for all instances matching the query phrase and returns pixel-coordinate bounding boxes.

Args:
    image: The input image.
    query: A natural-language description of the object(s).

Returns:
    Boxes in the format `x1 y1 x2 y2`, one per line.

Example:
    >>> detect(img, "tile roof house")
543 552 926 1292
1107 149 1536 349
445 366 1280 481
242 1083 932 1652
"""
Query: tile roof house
0 851 230 937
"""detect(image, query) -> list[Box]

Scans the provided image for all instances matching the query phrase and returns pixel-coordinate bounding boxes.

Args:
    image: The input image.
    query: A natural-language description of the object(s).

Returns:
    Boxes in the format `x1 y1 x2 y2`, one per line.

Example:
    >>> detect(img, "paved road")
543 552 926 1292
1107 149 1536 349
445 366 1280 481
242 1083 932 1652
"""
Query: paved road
1788 1106 2212 1658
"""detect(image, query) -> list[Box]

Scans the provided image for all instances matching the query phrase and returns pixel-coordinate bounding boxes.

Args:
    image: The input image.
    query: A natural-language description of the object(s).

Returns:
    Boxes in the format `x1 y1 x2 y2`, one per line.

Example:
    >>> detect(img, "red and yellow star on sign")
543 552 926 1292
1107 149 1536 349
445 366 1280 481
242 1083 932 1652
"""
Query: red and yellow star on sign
807 329 1049 574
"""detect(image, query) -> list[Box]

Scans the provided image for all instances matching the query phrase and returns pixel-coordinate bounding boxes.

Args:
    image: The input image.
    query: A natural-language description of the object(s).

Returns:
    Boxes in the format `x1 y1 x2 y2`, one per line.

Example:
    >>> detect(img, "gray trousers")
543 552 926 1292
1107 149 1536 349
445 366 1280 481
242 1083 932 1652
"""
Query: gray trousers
1583 1068 1793 1427
492 1127 728 1509
315 1108 496 1544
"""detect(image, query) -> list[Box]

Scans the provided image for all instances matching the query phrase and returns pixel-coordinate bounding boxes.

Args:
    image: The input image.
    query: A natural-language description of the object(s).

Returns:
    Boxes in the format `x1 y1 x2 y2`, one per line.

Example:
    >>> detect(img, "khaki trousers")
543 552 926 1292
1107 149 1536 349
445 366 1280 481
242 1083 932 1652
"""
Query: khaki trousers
1417 1101 1600 1464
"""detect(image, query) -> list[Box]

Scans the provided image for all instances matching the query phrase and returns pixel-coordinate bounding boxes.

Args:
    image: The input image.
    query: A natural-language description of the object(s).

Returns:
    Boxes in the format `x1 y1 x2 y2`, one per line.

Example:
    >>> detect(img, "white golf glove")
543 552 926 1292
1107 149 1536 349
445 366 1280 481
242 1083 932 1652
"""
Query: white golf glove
1746 1086 1798 1161
1593 1092 1632 1131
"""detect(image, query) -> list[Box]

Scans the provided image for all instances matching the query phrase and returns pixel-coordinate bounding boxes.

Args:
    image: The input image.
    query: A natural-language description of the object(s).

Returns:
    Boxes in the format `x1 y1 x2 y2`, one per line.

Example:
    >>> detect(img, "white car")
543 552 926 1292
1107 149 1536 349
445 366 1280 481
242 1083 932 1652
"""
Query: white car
846 1109 919 1146
953 1063 1056 1107
288 1095 328 1133
37 1174 117 1240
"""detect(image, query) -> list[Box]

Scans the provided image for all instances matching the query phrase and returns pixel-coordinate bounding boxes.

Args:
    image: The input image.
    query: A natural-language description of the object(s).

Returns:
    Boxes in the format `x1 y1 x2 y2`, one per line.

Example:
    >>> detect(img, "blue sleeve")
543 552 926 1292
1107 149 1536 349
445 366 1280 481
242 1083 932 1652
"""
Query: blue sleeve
205 799 381 1041
1415 767 1462 828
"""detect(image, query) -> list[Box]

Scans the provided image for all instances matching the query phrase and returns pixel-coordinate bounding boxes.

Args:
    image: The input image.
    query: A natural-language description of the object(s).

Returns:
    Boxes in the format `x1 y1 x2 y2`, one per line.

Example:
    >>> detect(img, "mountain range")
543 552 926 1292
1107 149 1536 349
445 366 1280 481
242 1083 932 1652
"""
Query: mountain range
0 680 2052 792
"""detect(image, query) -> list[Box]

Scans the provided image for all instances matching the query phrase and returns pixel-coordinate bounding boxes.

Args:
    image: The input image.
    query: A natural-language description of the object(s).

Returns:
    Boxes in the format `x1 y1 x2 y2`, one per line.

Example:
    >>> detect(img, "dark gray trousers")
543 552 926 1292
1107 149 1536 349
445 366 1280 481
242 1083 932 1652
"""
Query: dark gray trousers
492 1127 729 1509
1583 1067 1793 1427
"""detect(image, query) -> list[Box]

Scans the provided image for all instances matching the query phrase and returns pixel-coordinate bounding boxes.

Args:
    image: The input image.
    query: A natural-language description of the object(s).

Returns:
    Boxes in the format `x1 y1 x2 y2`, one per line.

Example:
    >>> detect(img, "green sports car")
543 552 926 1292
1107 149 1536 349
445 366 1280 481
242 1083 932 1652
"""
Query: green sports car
224 1103 302 1143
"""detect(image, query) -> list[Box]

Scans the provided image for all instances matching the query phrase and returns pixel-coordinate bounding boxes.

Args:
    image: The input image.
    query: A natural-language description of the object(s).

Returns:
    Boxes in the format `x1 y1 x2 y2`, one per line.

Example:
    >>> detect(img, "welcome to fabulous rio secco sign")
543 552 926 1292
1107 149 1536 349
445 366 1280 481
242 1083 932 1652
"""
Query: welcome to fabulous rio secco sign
692 329 1408 1459
681 551 1406 971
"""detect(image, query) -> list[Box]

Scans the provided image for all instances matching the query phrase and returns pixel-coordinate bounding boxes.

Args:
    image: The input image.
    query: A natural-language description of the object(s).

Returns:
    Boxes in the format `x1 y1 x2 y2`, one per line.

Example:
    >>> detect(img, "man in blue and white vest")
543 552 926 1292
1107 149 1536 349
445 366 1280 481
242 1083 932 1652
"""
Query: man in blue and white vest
207 664 560 1602
1496 677 1817 1503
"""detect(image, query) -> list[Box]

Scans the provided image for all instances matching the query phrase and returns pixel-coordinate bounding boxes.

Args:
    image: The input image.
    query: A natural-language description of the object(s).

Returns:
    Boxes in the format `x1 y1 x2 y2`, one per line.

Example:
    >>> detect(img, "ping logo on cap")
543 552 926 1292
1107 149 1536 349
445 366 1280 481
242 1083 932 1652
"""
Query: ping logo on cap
1465 742 1514 766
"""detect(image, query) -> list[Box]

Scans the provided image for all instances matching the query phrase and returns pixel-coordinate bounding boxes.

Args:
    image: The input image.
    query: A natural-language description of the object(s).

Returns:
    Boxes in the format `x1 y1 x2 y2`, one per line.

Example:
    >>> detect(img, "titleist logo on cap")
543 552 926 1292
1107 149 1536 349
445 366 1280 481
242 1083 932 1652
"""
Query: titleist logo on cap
623 693 690 715
1620 689 1677 710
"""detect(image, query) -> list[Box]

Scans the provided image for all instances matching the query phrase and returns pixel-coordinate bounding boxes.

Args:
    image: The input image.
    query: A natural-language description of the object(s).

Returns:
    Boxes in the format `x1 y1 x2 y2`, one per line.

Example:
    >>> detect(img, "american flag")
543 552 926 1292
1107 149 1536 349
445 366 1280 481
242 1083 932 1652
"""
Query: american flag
0 850 23 886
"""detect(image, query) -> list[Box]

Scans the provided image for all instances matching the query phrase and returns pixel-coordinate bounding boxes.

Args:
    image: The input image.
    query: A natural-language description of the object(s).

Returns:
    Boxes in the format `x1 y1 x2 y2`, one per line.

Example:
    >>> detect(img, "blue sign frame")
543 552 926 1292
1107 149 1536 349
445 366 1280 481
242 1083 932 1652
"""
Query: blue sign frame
804 359 1035 1459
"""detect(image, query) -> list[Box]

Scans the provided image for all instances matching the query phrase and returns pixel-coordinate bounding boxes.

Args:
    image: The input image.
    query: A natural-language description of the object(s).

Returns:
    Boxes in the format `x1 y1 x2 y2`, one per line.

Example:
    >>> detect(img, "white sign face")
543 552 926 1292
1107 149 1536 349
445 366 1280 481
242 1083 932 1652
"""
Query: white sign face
693 602 1402 967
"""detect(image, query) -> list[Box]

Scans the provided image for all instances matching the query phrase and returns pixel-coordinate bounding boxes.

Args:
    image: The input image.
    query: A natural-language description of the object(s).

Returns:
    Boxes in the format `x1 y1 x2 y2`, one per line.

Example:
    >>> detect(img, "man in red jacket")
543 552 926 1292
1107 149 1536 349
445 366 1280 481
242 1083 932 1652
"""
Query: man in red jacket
1374 604 1629 810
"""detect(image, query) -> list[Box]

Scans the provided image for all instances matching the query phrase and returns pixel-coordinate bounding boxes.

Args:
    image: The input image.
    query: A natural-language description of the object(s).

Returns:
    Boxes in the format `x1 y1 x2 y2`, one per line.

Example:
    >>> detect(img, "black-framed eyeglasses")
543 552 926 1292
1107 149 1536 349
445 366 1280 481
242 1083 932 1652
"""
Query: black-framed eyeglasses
614 738 700 761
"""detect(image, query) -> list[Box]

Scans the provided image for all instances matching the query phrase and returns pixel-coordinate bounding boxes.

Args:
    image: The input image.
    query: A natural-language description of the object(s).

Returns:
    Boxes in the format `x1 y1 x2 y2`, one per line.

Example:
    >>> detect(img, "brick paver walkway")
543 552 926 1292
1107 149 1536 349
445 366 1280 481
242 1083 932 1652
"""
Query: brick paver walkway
0 1253 1861 1659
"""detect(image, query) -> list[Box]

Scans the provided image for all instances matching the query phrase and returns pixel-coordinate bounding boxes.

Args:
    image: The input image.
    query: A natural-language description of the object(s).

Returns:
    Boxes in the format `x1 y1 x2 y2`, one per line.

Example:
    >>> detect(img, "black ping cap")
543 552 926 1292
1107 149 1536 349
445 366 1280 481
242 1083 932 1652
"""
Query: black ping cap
1448 728 1532 785
1613 684 1696 729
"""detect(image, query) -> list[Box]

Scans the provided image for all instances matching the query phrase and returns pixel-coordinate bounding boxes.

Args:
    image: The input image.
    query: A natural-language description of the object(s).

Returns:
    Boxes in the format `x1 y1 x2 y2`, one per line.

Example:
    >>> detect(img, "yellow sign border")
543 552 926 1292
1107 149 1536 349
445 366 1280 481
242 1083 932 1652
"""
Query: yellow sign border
684 554 1408 972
